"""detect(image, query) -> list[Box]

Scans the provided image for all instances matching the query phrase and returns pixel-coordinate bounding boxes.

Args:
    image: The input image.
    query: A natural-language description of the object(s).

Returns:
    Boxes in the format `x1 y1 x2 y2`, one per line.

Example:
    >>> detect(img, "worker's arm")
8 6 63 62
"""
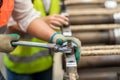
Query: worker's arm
12 0 67 42
27 18 56 41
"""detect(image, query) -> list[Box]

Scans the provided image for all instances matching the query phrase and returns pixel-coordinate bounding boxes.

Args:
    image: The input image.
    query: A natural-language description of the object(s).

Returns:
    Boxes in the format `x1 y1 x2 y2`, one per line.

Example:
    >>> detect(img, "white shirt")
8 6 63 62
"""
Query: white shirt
8 0 52 32
11 0 41 32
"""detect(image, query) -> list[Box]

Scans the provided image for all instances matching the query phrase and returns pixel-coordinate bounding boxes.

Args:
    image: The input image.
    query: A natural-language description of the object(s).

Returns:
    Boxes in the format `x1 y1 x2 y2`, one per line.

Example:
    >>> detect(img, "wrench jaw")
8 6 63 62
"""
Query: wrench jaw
62 41 79 80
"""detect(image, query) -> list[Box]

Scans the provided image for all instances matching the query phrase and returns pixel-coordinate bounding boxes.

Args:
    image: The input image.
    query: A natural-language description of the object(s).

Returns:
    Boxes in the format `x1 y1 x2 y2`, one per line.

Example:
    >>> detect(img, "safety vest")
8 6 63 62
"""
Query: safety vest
4 0 60 74
0 0 14 27
33 0 61 17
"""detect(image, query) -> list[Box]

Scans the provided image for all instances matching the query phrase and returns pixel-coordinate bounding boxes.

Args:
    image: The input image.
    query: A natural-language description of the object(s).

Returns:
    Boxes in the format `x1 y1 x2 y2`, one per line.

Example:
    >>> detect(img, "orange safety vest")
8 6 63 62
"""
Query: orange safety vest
0 0 14 27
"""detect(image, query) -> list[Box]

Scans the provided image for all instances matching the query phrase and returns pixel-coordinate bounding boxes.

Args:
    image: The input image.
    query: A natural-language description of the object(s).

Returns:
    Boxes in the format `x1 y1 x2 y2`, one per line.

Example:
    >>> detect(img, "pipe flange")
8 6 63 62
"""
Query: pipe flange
113 28 120 44
113 12 120 23
104 0 117 9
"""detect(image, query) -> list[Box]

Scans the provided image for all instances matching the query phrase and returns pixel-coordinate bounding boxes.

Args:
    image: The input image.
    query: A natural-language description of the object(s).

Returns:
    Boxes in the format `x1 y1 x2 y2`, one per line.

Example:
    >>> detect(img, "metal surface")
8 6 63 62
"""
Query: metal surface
65 0 120 9
72 29 119 45
61 0 79 79
12 41 72 53
12 41 55 48
70 24 120 31
78 55 120 68
67 8 120 25
113 28 120 44
78 67 119 80
113 12 120 23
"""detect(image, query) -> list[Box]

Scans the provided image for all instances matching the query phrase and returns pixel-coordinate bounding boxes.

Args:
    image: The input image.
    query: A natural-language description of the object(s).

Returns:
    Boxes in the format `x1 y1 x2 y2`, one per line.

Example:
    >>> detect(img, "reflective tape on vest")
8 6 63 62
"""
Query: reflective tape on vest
8 50 50 63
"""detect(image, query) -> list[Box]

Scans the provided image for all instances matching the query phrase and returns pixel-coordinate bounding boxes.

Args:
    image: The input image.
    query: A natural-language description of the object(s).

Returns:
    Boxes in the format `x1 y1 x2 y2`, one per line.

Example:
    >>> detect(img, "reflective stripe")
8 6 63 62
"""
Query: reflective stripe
7 50 50 63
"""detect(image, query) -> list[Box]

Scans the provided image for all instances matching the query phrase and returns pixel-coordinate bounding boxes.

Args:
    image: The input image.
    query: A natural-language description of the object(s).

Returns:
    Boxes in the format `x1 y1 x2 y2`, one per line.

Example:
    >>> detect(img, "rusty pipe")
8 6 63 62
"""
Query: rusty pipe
77 45 120 68
67 9 120 24
73 28 120 44
78 72 117 80
78 67 119 80
73 30 115 45
67 8 120 16
69 15 114 25
71 24 120 31
65 0 120 9
81 45 120 56
78 55 120 68
65 0 120 5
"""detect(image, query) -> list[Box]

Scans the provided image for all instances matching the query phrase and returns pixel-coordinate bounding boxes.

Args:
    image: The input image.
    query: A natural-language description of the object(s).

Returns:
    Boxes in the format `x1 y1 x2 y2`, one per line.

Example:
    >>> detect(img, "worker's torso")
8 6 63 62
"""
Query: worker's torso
4 0 60 74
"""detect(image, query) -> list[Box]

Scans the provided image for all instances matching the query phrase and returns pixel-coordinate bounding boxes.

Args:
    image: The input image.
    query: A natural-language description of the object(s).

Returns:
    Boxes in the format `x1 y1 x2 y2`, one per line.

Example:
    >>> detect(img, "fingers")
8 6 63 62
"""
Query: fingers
55 14 69 25
49 24 60 31
44 14 69 27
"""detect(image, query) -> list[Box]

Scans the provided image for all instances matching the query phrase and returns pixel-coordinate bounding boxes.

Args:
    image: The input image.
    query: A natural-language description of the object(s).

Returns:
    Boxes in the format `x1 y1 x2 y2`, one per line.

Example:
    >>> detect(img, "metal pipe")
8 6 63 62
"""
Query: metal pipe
78 55 120 68
78 67 119 80
65 0 120 5
69 15 114 25
73 29 119 45
81 45 120 56
65 0 119 9
67 9 120 24
73 31 112 44
70 24 120 31
12 41 55 48
78 72 117 80
67 8 120 16
77 45 120 68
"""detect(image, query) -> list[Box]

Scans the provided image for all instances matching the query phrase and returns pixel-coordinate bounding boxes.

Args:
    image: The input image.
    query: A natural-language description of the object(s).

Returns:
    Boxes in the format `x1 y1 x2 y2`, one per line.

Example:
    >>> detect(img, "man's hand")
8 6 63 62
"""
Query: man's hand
43 14 69 30
0 34 20 53
66 37 81 63
50 33 81 63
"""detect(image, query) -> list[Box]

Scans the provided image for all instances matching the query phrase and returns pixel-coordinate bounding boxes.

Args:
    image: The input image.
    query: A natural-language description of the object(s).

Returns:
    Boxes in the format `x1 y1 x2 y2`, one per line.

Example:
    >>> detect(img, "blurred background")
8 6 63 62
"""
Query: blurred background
65 0 120 80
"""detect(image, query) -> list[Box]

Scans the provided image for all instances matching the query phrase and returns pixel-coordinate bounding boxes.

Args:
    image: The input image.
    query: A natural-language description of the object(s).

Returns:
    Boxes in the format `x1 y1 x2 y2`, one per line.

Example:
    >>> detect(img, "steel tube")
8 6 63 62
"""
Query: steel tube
65 0 120 9
67 8 120 24
67 8 120 16
70 24 120 31
73 31 110 44
78 55 120 68
77 45 120 68
78 67 119 80
78 72 117 80
65 0 120 5
69 15 114 25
